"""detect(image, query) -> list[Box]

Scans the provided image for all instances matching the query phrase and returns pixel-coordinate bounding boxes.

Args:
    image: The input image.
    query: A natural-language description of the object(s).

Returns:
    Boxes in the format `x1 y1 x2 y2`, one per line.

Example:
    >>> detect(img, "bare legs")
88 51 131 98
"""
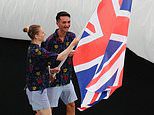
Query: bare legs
35 108 52 115
66 102 75 115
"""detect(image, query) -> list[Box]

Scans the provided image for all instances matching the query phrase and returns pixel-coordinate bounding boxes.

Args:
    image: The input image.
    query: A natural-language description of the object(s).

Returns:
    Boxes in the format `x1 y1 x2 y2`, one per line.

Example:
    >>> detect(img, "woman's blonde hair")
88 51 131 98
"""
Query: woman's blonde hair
23 25 41 39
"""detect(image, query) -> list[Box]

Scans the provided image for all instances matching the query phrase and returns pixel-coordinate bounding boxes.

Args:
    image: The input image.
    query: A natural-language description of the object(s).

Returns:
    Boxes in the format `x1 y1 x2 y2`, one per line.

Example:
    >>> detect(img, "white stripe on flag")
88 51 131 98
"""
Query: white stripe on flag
78 8 103 46
113 50 125 86
112 0 121 16
81 91 95 107
110 34 127 43
74 55 104 72
118 10 131 18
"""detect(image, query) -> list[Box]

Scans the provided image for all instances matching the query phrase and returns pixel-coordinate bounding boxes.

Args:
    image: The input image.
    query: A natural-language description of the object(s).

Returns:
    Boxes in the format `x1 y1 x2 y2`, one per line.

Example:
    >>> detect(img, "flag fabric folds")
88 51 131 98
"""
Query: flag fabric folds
73 0 132 111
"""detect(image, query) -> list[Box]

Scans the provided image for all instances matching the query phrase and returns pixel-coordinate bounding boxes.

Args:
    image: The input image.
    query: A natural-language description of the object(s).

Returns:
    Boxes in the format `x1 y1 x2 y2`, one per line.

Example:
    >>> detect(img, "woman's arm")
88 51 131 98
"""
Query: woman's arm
57 37 80 61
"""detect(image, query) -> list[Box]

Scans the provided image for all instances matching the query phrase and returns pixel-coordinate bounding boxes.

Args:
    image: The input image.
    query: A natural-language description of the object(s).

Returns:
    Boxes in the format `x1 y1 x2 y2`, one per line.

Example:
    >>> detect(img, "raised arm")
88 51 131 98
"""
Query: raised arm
57 37 80 61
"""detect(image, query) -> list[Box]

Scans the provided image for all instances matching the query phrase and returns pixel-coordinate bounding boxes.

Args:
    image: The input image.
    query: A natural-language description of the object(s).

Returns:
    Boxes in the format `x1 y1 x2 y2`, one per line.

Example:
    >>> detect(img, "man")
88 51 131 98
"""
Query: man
45 11 78 115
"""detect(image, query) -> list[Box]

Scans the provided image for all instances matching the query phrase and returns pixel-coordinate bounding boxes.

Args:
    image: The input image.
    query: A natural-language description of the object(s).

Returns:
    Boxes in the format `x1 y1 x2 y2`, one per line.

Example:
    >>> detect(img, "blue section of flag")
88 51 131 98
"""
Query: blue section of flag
81 31 90 39
76 65 98 100
120 0 132 12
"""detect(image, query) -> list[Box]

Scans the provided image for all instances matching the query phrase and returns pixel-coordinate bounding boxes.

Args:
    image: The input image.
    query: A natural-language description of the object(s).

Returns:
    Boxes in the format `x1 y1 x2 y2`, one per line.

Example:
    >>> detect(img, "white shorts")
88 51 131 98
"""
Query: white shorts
26 88 50 111
47 81 78 107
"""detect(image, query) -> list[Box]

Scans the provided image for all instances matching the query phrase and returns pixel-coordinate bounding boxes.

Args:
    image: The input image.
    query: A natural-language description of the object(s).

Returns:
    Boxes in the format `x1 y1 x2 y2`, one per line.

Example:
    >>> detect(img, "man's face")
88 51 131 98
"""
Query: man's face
57 16 70 33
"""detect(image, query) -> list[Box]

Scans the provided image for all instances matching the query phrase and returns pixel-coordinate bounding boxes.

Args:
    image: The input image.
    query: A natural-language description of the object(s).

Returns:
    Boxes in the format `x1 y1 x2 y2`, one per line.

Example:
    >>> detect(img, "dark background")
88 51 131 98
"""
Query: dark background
0 37 154 115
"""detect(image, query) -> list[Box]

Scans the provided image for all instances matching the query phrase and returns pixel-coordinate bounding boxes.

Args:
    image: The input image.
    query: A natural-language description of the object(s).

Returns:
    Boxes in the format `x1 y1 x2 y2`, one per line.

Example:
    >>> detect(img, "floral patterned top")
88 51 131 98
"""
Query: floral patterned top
44 29 76 86
26 43 58 91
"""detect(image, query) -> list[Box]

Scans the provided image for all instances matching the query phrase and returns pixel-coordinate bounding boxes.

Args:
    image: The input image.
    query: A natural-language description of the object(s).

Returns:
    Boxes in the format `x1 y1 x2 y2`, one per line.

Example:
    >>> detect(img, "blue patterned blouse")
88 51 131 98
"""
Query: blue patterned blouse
26 43 58 91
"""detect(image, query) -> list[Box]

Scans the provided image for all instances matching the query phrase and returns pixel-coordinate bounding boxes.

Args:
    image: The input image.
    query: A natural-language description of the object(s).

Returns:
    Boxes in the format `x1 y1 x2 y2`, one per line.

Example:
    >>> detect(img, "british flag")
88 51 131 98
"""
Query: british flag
73 0 132 111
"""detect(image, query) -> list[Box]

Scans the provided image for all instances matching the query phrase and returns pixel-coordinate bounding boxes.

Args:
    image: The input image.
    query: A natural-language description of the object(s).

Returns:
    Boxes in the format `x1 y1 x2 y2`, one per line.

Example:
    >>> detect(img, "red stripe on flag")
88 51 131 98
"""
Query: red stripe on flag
73 36 108 66
90 93 99 104
86 44 126 88
86 22 96 33
98 0 116 36
119 0 123 6
113 17 130 36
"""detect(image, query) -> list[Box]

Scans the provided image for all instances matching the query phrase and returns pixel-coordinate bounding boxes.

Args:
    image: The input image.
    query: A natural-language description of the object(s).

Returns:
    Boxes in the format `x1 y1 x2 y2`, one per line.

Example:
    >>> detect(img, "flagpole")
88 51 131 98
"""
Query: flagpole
48 46 75 79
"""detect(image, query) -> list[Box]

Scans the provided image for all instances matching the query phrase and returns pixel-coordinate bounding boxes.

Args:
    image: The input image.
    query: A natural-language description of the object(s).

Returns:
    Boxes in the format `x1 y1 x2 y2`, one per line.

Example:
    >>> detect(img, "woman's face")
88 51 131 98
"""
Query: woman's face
36 27 46 42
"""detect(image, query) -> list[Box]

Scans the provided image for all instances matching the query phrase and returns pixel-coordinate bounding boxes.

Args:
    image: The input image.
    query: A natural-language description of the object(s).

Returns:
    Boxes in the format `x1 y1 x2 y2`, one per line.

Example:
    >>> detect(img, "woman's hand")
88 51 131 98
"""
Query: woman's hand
49 67 60 83
50 67 60 74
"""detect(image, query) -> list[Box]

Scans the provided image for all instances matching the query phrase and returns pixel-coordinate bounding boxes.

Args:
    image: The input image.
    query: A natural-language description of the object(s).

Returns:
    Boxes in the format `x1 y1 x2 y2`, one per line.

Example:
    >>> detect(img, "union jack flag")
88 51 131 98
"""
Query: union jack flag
73 0 132 111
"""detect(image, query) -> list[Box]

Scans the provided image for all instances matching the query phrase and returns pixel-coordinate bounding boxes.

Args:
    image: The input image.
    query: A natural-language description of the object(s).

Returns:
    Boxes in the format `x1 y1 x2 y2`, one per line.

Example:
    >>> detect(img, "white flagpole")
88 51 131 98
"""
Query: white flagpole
48 47 74 79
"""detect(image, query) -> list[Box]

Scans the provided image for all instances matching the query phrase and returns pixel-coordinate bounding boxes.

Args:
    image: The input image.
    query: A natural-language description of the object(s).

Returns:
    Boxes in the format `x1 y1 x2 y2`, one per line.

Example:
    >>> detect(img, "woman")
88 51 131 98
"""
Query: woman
23 25 79 115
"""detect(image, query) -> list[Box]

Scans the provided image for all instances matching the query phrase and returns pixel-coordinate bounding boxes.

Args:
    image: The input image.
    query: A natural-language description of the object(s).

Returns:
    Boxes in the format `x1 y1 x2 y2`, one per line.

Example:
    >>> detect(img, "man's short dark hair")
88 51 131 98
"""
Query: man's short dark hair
56 11 70 22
